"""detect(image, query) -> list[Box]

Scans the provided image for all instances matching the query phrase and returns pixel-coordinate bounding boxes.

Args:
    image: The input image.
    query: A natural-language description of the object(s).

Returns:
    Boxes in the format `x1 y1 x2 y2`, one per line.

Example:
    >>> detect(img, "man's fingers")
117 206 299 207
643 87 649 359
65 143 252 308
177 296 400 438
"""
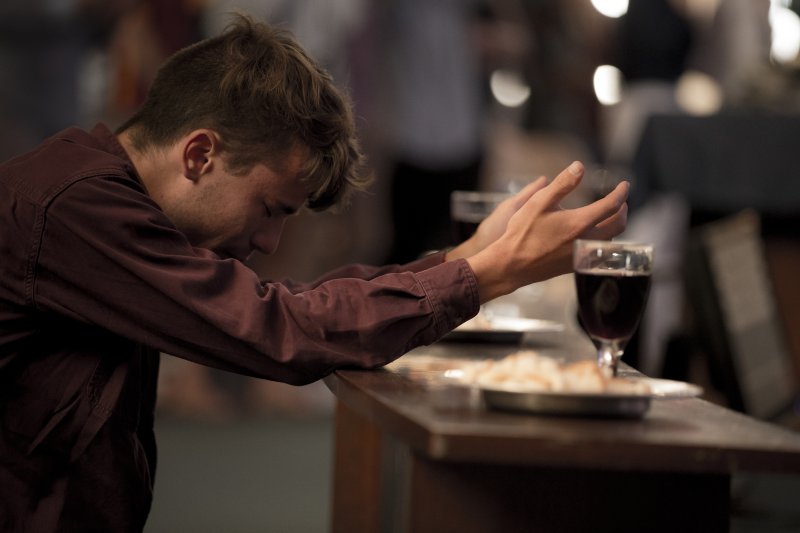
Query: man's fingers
595 200 628 230
533 161 585 208
576 180 630 236
508 176 548 211
509 162 583 221
586 180 629 221
583 202 628 241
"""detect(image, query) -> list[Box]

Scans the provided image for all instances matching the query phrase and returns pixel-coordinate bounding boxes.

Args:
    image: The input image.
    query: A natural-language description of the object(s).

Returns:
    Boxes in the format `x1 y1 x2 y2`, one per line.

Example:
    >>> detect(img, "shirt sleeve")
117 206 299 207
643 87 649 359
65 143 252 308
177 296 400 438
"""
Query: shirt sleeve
274 252 446 293
31 175 480 385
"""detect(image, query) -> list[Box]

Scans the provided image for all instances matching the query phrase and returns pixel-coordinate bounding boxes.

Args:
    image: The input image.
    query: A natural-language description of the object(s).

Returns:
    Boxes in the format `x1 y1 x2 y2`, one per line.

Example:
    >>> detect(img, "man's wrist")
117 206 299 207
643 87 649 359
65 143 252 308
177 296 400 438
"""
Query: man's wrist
444 237 477 262
465 248 515 304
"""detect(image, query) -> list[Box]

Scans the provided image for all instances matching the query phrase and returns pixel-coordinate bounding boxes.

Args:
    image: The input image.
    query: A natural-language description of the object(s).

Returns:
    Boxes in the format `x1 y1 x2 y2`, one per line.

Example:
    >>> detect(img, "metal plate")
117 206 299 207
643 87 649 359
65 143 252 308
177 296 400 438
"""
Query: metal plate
443 317 565 344
478 378 703 419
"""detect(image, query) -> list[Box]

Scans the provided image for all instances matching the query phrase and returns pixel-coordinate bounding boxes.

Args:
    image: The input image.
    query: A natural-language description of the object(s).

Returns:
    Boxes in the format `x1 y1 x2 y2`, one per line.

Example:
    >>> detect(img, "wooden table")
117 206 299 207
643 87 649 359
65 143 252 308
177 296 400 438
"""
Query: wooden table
325 333 800 533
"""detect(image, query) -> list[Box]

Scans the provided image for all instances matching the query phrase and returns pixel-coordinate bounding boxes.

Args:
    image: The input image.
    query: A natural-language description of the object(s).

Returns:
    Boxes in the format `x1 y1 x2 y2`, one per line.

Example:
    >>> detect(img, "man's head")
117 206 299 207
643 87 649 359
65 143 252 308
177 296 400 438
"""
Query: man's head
117 14 366 210
117 15 367 260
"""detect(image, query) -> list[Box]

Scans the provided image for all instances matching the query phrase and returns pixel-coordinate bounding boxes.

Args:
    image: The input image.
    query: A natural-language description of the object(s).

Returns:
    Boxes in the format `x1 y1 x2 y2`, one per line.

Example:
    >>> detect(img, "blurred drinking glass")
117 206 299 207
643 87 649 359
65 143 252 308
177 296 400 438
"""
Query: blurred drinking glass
450 190 510 244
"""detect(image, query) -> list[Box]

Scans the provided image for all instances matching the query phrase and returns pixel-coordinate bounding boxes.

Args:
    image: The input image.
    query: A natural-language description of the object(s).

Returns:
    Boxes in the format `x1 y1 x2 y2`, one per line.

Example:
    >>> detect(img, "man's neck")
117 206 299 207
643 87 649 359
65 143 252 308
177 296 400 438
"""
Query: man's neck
116 130 172 200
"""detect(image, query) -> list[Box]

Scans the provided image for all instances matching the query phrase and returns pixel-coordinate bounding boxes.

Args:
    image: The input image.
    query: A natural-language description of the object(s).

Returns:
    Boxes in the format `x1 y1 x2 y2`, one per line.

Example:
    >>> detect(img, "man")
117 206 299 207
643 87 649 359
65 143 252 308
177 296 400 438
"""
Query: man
0 15 628 532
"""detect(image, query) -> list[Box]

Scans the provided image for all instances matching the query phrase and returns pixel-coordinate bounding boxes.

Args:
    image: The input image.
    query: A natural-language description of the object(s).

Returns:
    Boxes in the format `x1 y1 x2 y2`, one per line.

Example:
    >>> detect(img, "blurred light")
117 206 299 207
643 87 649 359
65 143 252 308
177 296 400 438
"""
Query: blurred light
443 369 465 379
676 70 723 115
770 1 800 62
593 65 622 106
490 69 531 108
591 0 629 18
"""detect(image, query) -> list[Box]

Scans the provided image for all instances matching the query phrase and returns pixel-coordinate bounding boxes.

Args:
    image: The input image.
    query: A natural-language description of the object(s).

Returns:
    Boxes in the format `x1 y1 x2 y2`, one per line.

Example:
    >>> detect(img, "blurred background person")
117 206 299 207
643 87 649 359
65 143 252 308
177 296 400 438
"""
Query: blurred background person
601 0 695 173
105 0 207 125
372 0 489 264
692 0 772 106
514 0 607 157
0 0 133 162
472 0 611 207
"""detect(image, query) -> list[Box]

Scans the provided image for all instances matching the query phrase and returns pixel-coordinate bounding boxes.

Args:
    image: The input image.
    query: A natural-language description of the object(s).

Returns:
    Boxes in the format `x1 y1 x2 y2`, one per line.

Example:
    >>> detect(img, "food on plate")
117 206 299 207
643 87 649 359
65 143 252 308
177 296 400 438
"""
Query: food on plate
458 350 651 394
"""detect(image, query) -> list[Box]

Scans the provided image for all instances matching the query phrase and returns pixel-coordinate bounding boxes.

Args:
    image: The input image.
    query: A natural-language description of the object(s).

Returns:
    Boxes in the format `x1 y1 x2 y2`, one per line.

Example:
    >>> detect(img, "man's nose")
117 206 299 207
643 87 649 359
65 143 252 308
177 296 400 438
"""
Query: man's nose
251 220 285 255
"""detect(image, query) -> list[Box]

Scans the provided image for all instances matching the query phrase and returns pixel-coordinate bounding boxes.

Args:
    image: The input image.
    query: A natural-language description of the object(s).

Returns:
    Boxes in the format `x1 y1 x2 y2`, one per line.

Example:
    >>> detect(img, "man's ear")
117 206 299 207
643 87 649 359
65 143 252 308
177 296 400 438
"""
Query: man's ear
182 130 221 182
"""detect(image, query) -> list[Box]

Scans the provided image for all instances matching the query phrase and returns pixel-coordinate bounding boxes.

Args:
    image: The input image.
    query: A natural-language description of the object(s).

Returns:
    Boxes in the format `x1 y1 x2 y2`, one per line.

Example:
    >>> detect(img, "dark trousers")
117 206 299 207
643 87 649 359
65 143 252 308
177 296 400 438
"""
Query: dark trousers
386 156 483 265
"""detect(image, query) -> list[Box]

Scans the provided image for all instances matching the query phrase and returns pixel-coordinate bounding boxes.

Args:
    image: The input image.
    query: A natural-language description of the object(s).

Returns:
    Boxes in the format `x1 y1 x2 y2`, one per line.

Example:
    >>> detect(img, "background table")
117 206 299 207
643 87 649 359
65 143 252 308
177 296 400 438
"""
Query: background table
632 113 800 217
632 113 800 415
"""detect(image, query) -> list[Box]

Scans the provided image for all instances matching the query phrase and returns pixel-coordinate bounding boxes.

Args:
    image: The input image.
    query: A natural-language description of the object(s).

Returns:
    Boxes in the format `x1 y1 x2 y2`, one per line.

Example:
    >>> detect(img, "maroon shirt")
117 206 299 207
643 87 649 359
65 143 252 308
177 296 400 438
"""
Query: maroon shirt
0 124 479 531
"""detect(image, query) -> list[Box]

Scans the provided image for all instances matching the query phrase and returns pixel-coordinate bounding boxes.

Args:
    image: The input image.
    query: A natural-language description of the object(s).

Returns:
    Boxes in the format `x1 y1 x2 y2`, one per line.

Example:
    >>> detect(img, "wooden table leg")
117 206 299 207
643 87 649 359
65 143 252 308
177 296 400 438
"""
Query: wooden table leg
330 401 383 533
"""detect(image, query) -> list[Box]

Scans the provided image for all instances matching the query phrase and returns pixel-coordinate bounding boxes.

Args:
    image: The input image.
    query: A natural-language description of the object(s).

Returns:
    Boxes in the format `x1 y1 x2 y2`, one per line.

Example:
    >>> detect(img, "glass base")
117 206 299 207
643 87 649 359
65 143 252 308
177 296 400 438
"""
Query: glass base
596 340 625 377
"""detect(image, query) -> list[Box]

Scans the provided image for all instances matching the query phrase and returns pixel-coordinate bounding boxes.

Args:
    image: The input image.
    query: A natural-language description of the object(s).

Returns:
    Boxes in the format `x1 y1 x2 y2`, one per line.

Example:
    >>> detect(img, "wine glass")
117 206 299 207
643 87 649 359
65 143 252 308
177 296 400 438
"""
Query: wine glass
573 240 654 376
450 190 511 325
450 190 511 244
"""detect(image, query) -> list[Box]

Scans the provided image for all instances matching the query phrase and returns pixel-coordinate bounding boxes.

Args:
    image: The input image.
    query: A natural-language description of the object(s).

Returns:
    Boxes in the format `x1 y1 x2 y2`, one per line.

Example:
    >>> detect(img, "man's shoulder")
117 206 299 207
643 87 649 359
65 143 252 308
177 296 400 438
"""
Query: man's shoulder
1 126 138 208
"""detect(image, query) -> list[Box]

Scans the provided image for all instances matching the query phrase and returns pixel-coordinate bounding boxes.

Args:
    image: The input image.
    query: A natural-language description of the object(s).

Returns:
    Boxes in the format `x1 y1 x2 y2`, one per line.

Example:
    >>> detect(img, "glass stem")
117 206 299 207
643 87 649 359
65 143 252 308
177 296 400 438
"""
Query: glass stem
597 341 624 377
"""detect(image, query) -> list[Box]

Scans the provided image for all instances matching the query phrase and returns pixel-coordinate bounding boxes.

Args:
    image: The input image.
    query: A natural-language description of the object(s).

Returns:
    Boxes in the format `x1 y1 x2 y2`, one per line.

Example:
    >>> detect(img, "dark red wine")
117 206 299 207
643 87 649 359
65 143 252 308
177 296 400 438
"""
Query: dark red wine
575 270 651 342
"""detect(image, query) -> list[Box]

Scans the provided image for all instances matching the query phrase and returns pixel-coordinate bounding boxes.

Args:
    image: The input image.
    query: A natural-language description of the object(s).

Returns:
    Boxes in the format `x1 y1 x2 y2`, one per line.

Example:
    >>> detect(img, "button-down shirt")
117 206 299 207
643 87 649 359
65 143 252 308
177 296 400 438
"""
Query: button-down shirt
0 124 479 531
